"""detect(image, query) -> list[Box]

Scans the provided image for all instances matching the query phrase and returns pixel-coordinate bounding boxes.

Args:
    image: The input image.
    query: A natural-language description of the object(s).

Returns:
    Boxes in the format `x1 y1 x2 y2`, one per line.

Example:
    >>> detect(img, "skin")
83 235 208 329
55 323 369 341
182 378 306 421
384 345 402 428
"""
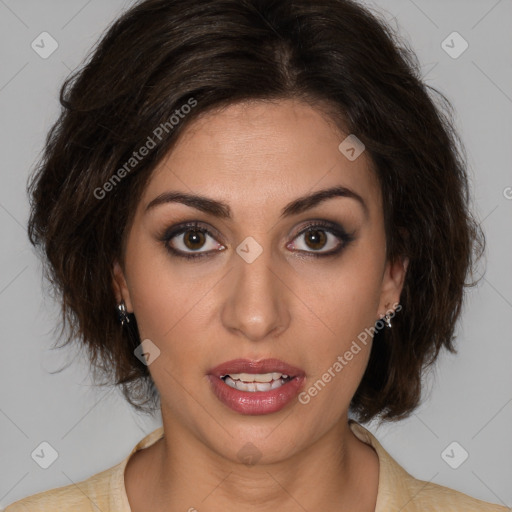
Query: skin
113 98 408 512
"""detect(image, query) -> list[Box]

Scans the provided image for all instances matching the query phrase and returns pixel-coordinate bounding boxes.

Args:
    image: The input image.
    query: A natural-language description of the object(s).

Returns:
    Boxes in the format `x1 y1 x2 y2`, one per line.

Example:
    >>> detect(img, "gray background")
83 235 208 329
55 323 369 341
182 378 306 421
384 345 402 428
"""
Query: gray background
1 0 511 509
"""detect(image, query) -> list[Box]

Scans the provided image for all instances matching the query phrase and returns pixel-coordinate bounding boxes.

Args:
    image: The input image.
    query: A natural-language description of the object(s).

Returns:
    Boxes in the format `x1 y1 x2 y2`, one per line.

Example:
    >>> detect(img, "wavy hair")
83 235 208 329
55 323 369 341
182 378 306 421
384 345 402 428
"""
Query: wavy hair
27 0 484 422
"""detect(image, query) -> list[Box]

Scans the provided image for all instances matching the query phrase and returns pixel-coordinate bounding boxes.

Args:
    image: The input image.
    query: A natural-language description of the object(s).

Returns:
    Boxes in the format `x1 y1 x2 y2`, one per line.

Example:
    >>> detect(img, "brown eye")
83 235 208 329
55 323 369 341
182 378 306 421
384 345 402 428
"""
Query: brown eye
290 226 341 254
303 229 328 251
286 221 355 258
161 222 226 259
183 229 207 250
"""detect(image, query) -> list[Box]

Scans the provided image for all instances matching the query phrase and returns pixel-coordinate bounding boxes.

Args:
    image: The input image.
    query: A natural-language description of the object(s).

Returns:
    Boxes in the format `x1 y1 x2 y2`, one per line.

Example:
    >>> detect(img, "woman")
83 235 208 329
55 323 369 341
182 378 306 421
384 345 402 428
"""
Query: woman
4 0 507 510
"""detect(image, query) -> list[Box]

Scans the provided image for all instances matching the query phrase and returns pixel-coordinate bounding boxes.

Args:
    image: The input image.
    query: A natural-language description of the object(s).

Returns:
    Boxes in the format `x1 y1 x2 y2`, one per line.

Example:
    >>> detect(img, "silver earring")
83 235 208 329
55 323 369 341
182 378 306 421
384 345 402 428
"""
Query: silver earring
383 313 392 328
117 300 131 326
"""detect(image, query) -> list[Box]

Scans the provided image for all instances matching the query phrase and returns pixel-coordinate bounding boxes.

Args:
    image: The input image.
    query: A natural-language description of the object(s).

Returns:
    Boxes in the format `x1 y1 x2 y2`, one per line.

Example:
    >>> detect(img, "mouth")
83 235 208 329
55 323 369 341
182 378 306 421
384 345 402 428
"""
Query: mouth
207 358 306 415
220 372 293 392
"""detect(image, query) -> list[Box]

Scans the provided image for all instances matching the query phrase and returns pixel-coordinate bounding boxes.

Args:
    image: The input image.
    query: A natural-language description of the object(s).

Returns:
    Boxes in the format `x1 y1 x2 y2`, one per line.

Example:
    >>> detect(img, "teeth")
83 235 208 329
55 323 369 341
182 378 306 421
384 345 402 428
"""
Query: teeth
223 375 289 392
224 372 289 383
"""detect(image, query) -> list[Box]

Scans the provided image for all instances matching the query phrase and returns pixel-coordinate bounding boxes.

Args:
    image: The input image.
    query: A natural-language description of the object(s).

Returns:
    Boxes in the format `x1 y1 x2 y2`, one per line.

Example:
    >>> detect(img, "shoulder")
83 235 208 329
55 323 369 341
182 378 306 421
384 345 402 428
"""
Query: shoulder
398 476 509 511
2 427 165 512
2 463 122 512
348 420 509 512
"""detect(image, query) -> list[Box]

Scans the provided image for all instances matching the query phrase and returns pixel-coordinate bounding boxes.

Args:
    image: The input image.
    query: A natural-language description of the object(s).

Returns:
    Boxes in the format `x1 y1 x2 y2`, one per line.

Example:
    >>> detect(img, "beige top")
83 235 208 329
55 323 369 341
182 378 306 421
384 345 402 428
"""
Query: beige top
3 420 509 511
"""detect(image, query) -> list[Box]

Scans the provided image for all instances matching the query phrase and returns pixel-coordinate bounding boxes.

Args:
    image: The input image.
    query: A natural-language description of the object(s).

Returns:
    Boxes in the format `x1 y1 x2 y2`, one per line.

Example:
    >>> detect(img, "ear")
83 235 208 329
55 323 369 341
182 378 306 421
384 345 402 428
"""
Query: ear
377 255 409 319
112 259 134 312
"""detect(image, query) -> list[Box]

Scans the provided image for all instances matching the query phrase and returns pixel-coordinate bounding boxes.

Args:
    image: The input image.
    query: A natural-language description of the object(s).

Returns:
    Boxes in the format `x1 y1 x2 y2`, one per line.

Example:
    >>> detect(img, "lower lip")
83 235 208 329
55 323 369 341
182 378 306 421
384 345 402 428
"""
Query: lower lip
207 375 306 415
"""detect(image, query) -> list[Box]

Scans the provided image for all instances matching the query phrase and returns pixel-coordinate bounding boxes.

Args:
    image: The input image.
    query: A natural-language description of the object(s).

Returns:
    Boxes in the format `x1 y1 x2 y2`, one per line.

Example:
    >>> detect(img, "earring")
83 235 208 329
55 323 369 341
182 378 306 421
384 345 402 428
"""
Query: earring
116 300 141 351
117 300 131 326
379 302 394 329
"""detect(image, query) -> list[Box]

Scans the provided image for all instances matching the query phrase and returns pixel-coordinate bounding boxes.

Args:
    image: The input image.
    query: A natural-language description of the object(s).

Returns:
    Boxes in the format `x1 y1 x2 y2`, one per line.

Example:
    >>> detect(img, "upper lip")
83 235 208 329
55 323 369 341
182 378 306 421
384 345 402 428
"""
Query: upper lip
208 358 305 378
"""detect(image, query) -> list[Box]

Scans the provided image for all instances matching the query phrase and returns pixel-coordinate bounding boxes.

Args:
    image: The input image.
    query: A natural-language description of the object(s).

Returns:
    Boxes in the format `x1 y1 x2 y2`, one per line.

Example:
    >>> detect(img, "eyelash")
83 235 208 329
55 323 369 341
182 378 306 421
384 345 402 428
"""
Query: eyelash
159 220 355 261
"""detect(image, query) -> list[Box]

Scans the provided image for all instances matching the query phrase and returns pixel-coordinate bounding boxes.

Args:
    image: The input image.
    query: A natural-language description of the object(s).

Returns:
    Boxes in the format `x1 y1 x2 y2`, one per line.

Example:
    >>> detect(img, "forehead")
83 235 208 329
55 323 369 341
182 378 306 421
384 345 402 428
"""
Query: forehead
139 99 381 220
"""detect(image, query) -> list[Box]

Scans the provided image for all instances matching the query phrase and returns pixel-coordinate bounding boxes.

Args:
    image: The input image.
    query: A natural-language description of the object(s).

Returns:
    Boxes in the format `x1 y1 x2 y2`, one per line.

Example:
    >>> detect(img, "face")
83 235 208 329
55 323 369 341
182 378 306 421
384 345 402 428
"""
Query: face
113 98 407 464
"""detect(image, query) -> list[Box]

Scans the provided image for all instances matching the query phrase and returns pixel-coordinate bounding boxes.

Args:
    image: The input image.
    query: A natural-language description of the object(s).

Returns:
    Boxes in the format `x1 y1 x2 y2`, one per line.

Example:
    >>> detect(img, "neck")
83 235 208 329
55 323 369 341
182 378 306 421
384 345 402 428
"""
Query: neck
135 414 379 512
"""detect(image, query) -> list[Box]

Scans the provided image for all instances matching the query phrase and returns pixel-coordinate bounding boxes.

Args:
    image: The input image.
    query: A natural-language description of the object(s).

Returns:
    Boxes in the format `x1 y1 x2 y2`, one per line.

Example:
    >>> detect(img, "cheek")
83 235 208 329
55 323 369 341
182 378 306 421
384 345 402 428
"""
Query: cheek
123 227 183 340
292 236 384 400
298 273 377 413
300 245 384 340
123 228 217 365
298 335 372 422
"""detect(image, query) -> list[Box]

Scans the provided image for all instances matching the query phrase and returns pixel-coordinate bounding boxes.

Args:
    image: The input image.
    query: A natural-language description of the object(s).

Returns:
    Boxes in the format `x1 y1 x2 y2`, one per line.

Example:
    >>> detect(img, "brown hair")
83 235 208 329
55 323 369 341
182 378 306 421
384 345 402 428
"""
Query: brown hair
27 0 484 422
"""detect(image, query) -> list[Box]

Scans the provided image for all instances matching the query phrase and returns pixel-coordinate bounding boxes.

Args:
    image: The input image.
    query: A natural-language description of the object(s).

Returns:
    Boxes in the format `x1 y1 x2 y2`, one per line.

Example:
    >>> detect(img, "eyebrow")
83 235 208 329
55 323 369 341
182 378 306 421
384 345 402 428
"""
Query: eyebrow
145 185 369 220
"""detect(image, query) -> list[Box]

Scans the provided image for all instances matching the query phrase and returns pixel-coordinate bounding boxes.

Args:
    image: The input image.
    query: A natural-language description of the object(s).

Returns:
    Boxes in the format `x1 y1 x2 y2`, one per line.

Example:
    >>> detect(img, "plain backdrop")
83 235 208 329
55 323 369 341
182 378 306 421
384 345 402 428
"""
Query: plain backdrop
1 0 511 508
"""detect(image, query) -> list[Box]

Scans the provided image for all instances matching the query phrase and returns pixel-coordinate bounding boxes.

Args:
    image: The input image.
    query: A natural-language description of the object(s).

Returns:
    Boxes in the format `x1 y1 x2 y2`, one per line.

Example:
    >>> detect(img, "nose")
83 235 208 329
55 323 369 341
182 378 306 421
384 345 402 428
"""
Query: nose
221 242 291 343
